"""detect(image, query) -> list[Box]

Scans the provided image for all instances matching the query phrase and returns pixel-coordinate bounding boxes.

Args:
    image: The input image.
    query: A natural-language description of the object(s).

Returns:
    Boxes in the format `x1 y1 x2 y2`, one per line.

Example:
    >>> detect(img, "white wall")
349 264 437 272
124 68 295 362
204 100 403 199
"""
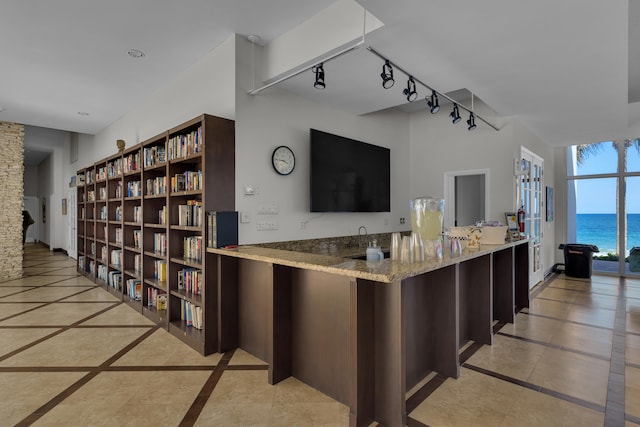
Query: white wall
24 165 39 196
235 35 411 244
408 106 557 274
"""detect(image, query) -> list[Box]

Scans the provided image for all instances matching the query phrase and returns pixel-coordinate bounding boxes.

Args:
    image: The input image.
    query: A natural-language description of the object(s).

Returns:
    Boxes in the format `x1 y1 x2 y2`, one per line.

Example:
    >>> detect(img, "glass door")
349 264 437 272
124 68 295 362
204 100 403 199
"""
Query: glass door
520 148 544 287
625 176 640 276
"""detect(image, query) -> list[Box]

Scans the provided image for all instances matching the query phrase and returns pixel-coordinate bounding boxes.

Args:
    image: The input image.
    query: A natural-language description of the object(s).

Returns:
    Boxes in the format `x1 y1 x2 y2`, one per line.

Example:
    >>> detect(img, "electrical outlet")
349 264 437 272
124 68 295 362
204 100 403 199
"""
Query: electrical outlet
400 217 406 224
241 212 251 223
384 218 389 226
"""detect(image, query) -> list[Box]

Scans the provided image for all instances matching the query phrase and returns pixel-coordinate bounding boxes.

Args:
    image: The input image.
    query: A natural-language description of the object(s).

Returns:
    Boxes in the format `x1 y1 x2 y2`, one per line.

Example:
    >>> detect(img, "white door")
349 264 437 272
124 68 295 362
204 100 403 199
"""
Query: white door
520 148 544 287
23 196 39 243
68 190 77 259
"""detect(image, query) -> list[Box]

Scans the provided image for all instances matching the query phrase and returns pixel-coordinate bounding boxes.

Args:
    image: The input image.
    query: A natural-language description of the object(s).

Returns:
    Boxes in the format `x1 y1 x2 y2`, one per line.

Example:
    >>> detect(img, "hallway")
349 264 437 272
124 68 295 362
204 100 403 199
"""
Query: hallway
0 244 639 426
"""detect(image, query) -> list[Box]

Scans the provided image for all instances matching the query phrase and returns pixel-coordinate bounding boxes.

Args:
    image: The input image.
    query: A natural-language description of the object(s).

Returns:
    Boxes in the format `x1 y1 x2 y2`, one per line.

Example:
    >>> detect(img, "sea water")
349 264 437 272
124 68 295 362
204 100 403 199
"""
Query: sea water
576 213 640 255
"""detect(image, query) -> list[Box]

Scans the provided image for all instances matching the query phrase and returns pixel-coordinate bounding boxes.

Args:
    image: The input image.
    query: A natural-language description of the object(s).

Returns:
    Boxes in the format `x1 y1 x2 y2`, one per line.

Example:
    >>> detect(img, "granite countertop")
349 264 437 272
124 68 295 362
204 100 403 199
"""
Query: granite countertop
206 239 529 283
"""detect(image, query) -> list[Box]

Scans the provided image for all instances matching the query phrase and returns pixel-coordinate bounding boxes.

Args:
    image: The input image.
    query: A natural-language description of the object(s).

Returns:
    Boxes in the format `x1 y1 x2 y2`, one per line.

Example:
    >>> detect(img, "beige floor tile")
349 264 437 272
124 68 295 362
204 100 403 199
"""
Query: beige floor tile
466 334 546 381
500 384 604 427
410 368 520 427
196 371 348 427
0 302 46 320
499 312 563 343
50 276 97 286
23 267 67 276
206 370 276 405
269 402 350 426
43 266 83 276
35 371 207 426
566 304 616 328
627 365 640 419
0 286 35 297
628 312 640 334
548 280 593 293
229 347 268 365
0 302 117 326
0 327 59 357
590 275 624 286
0 275 65 287
0 286 94 302
80 303 155 326
573 292 618 309
527 347 610 406
194 403 273 426
549 322 613 359
629 300 640 314
627 334 640 365
60 287 120 302
625 287 640 299
33 260 78 269
113 328 222 366
0 327 151 367
537 287 579 304
524 298 572 319
0 372 86 426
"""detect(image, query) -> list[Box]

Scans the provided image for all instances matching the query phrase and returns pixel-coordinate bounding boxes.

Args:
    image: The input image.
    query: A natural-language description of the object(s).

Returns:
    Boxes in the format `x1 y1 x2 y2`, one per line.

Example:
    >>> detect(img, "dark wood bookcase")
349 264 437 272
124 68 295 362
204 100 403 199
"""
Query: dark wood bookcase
75 114 234 355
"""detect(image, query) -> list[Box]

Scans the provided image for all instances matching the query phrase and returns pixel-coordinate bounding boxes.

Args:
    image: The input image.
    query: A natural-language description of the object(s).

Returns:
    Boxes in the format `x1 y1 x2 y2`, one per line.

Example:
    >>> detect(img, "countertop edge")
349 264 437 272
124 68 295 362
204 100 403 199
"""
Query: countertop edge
207 239 529 283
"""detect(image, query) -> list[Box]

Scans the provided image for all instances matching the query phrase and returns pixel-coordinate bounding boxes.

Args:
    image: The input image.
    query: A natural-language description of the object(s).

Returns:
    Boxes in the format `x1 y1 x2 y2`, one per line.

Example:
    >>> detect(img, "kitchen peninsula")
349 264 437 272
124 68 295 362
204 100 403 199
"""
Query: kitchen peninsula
207 238 529 426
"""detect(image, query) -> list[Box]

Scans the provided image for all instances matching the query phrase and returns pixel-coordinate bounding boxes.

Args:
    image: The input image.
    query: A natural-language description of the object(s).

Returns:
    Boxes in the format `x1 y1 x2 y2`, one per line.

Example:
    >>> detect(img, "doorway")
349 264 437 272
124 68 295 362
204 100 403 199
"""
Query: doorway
444 169 489 229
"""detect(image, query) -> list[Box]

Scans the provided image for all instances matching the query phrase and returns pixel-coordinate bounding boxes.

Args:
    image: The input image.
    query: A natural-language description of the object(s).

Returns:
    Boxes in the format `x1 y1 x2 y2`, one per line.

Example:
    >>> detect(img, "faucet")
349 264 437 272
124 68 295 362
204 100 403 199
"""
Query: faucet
358 226 367 248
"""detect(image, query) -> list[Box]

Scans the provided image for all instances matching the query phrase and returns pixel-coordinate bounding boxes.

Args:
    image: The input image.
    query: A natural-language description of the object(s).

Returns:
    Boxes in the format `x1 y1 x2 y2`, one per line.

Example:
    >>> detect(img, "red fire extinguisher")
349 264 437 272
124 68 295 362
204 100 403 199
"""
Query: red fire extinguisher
517 206 526 233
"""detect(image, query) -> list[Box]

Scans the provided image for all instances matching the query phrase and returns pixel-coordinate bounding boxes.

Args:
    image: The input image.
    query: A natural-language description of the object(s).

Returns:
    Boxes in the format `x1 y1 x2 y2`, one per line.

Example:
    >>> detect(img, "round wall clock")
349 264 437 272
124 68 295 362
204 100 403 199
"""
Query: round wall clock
271 145 295 175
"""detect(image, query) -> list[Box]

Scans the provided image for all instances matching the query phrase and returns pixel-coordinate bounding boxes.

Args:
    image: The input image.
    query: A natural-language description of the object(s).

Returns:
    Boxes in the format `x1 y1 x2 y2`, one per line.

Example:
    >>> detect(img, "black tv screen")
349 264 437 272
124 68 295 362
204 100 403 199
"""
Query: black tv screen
310 129 390 212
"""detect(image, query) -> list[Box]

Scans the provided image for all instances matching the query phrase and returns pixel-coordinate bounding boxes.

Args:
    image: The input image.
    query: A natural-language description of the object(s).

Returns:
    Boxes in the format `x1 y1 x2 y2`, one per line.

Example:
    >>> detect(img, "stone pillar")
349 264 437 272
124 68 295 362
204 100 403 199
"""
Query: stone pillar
0 121 25 280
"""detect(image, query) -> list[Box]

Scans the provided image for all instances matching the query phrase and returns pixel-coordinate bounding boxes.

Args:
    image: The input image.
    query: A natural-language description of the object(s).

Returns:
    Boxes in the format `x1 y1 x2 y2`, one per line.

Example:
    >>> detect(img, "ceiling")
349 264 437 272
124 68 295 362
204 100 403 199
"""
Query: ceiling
2 0 639 149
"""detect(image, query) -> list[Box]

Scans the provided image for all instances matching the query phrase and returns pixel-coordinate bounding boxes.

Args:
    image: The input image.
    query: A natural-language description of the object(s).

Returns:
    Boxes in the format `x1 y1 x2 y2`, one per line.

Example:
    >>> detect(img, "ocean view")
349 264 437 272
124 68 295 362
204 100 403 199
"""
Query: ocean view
576 213 640 255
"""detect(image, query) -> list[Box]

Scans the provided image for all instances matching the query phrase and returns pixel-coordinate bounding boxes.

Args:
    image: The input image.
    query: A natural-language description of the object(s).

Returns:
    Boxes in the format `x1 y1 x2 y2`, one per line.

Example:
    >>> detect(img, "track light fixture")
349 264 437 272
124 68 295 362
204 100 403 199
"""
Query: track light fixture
381 60 395 89
312 63 325 89
450 104 461 124
467 112 477 131
403 77 417 102
427 90 440 114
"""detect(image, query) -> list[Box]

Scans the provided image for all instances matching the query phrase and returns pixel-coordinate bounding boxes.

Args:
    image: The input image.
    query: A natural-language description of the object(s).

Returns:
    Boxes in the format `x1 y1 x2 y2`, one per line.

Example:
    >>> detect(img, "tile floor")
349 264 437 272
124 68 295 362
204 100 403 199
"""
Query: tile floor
1 244 639 426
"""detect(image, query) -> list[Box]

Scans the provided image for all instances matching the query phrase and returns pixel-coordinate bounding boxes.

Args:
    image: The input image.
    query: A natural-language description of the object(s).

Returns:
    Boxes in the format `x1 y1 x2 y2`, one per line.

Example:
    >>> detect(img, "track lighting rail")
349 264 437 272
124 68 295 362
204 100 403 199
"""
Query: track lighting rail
247 40 499 131
367 47 499 131
247 39 365 95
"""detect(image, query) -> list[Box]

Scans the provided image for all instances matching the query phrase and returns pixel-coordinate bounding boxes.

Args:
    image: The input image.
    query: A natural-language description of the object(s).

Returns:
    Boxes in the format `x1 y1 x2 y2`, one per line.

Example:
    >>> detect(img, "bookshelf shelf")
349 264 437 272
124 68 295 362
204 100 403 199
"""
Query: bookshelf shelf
75 114 234 355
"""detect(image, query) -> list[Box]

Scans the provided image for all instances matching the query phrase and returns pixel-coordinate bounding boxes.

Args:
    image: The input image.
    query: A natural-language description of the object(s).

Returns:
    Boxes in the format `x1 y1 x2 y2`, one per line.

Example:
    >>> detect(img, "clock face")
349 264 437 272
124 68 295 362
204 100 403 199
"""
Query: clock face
272 146 295 175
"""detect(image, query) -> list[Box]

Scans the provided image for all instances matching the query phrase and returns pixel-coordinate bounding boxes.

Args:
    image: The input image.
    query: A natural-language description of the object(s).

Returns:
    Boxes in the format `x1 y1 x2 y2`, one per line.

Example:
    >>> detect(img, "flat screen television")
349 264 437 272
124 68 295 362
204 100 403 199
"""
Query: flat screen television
310 129 390 212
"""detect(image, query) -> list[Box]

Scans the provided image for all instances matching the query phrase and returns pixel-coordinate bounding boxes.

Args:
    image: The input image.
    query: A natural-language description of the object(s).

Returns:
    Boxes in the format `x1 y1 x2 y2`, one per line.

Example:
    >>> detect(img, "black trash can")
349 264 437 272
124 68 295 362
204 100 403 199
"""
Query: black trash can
559 243 599 278
630 247 640 272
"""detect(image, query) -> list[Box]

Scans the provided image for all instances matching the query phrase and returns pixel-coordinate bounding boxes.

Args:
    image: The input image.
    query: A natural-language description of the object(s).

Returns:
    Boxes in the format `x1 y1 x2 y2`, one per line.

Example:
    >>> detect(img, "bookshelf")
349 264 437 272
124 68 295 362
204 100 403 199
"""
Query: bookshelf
121 146 142 309
166 114 235 355
141 132 168 325
76 169 87 275
106 152 124 299
74 114 234 355
85 164 97 280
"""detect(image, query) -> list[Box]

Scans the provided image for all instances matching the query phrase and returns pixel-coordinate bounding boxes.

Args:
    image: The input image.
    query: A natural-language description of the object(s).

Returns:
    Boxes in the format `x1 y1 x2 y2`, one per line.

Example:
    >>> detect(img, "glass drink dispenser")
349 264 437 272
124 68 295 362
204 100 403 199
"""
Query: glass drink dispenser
410 196 445 257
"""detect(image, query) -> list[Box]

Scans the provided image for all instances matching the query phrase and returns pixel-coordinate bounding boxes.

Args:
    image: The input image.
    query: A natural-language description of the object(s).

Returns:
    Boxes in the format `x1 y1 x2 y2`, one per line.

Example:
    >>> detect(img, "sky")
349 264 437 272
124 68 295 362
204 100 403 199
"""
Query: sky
574 142 640 214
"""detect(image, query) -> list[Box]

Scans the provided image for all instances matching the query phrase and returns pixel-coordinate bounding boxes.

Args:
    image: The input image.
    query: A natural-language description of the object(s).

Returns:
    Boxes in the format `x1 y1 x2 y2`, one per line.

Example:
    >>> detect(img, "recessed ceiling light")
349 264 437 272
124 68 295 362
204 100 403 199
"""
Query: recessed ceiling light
127 49 145 58
78 111 90 116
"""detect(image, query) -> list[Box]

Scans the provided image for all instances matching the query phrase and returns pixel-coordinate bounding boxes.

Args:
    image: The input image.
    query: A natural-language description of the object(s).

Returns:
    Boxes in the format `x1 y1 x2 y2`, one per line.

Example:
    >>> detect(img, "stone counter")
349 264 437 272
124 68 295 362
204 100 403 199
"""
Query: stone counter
207 239 529 283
